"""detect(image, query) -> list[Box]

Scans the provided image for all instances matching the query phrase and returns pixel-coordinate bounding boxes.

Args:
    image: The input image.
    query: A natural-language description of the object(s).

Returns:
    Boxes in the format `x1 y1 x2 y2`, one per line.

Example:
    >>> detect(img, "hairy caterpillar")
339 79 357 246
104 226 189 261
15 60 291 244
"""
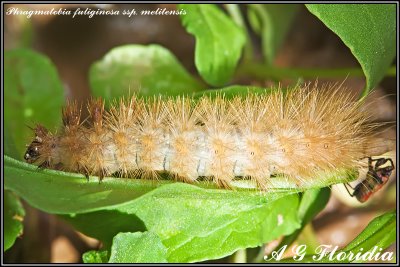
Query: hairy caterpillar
24 83 394 196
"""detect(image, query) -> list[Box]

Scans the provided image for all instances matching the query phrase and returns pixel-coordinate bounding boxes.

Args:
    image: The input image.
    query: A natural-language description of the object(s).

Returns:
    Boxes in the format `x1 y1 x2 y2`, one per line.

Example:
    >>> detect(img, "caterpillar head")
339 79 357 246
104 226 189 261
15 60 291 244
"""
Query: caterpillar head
24 125 49 164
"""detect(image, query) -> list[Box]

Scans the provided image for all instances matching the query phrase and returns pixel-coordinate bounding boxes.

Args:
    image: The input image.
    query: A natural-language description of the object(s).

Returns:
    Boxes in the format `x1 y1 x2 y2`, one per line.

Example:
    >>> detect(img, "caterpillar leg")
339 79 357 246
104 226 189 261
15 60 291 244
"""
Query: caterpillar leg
254 177 267 191
214 177 232 189
77 164 90 182
38 160 50 169
98 168 107 183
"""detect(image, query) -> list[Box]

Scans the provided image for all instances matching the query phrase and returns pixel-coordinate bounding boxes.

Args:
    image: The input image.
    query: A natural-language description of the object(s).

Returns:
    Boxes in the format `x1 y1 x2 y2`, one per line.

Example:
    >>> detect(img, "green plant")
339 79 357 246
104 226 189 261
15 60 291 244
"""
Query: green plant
4 4 396 263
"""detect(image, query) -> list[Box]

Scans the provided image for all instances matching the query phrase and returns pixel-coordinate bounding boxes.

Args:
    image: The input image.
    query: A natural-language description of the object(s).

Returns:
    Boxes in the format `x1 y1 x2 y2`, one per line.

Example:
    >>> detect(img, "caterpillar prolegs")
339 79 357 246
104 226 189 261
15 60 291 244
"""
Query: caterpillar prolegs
24 84 394 196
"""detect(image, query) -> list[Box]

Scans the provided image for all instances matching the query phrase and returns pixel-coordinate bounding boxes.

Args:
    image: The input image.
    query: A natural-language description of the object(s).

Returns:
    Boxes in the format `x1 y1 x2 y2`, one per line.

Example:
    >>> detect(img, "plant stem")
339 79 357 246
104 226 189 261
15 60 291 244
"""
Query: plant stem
231 248 247 263
237 64 396 81
251 245 266 263
358 66 397 99
225 4 254 63
297 223 320 254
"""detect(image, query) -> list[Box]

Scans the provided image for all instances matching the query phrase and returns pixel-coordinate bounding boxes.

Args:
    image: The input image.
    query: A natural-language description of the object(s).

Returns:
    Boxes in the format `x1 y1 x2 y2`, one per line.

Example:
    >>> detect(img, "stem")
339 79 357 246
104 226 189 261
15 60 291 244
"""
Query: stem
359 89 369 100
359 66 396 100
225 4 254 62
237 64 396 81
297 223 320 254
251 245 267 263
231 248 247 263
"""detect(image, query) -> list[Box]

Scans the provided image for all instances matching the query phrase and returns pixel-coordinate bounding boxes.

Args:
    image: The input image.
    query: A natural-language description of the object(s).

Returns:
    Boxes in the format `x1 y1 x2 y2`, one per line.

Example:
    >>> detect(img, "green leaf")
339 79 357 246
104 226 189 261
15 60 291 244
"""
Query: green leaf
4 49 64 159
4 123 19 160
4 155 356 215
5 156 302 263
297 187 331 225
5 153 358 263
248 4 300 65
305 4 396 95
65 187 301 263
4 190 25 251
82 250 108 263
192 85 272 99
342 210 396 257
278 188 330 250
61 210 146 249
115 185 300 262
89 44 204 104
4 156 160 214
179 4 246 86
109 232 168 263
281 210 396 263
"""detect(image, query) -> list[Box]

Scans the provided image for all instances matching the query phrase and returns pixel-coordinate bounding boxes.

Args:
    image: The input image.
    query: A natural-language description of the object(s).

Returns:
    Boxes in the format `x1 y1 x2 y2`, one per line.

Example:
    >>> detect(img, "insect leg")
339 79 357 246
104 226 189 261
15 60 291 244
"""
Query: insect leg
343 183 356 197
38 160 50 169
